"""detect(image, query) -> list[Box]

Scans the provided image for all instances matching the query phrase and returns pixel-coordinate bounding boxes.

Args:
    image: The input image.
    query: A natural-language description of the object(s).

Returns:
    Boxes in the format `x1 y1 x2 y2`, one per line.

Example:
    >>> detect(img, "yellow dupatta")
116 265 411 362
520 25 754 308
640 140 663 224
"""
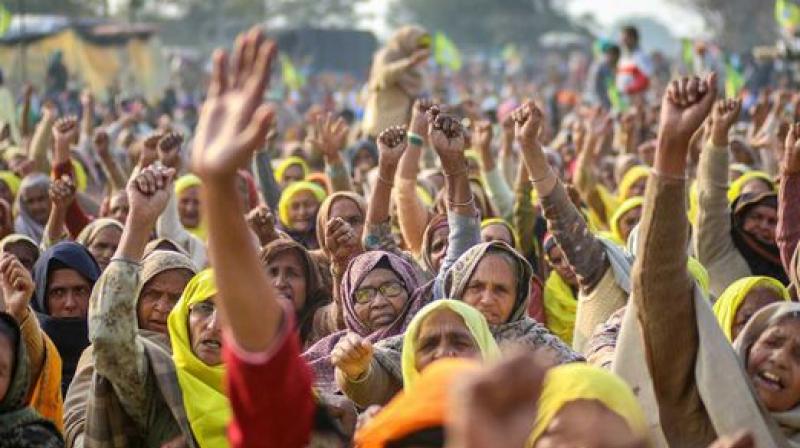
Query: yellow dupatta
542 271 577 345
712 276 790 341
174 174 207 241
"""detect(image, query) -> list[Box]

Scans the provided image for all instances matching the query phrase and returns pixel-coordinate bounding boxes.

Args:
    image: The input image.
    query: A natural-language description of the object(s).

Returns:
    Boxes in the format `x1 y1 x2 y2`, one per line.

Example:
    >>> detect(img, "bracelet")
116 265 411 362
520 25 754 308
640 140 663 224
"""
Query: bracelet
530 170 554 183
443 167 468 178
448 194 475 208
407 132 424 146
377 174 394 187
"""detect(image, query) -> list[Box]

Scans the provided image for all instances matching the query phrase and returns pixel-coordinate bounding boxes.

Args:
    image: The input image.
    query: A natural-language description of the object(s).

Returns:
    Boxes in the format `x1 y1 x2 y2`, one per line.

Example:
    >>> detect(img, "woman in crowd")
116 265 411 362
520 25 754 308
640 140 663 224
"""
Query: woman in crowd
277 180 327 249
75 218 123 272
15 174 51 244
712 276 790 341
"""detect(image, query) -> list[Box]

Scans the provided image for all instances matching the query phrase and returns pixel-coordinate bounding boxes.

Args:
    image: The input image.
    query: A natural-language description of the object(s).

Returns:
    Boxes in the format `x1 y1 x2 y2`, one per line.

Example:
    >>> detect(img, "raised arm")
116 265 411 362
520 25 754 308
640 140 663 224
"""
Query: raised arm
309 113 353 192
29 103 57 174
375 49 430 88
51 116 92 237
779 124 800 272
474 120 513 219
92 129 127 192
20 85 33 139
573 110 612 226
634 74 717 445
42 177 75 248
395 99 433 257
363 125 406 253
191 30 313 447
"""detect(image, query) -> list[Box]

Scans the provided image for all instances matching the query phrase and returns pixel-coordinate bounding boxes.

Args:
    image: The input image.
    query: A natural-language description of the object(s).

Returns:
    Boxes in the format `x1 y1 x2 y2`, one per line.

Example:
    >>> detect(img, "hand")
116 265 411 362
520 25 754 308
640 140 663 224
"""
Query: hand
246 205 278 245
473 120 493 152
52 115 79 147
0 253 34 320
192 27 277 183
512 101 544 150
446 351 547 448
707 431 754 448
783 122 800 174
41 101 58 122
138 131 165 168
49 176 76 212
331 332 374 380
325 217 362 265
80 89 94 108
584 107 613 153
157 131 184 169
308 113 349 161
501 113 515 146
92 129 110 158
427 106 466 172
127 164 177 225
710 98 742 147
410 98 434 137
410 48 431 66
22 83 33 100
377 125 408 167
658 74 717 150
773 89 792 112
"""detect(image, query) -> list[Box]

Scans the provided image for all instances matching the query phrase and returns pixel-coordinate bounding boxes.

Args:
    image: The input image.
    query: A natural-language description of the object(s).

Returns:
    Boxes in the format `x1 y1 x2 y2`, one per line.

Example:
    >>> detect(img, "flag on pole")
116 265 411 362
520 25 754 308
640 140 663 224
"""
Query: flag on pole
681 38 694 72
776 0 800 30
434 32 462 71
0 3 11 37
280 53 304 91
725 61 745 98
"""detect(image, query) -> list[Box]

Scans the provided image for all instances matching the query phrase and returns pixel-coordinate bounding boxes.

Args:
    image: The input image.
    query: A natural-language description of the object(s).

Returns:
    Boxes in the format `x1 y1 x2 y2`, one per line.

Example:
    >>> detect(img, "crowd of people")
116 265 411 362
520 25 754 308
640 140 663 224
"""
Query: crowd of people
0 18 797 448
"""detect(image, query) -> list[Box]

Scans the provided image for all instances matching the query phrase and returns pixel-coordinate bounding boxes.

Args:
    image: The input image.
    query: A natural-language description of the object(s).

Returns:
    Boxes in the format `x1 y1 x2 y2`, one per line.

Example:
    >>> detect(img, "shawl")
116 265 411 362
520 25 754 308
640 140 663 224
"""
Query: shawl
617 165 649 201
75 218 124 247
733 301 800 446
14 173 50 243
0 233 39 258
400 299 499 388
528 363 648 445
274 156 310 185
353 358 480 448
728 170 775 203
315 192 367 255
542 270 577 346
609 196 644 245
277 180 327 229
302 251 421 391
713 276 790 341
0 170 21 198
731 192 789 285
480 217 519 249
367 25 427 97
144 237 192 260
174 174 207 242
28 334 63 432
0 313 63 448
167 269 230 448
32 242 100 394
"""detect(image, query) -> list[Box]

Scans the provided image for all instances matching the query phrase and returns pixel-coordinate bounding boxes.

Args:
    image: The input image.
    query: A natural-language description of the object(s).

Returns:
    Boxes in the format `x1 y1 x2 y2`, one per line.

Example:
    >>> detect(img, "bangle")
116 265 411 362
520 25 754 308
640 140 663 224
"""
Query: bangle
407 132 424 146
448 194 475 208
377 174 394 186
530 170 554 183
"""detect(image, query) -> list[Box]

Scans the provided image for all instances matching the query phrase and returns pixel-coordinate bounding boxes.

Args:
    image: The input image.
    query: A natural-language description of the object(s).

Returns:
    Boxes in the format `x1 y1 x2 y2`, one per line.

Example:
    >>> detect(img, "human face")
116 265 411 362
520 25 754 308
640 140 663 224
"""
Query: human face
330 198 364 243
353 148 377 174
47 268 92 318
108 191 129 224
746 317 800 412
4 242 38 274
178 186 201 229
21 185 50 225
732 287 784 341
288 190 319 232
353 268 408 332
481 223 513 246
535 400 638 447
88 227 121 272
282 164 305 186
188 297 222 366
266 250 308 311
0 334 12 402
617 206 642 244
461 253 518 326
429 227 449 273
547 245 578 288
414 309 480 373
137 269 193 334
626 178 647 199
742 205 777 246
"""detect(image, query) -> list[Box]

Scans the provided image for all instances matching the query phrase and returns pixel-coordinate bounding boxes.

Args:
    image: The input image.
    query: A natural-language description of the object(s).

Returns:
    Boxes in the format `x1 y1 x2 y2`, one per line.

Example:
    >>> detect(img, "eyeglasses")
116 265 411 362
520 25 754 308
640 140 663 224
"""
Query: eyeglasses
354 281 405 304
189 300 216 318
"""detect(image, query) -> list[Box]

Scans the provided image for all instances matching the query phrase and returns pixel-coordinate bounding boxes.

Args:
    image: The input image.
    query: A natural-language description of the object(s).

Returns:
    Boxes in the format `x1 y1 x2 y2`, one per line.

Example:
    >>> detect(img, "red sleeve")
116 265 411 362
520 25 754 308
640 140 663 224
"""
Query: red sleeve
51 160 92 237
223 313 315 448
778 173 800 275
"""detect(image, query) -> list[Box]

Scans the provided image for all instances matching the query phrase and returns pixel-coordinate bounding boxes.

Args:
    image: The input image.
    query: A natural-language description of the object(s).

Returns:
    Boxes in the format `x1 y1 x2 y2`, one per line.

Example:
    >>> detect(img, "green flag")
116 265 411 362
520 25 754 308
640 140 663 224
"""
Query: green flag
776 0 800 29
280 53 304 91
434 32 462 71
0 3 11 37
681 38 694 72
725 62 745 98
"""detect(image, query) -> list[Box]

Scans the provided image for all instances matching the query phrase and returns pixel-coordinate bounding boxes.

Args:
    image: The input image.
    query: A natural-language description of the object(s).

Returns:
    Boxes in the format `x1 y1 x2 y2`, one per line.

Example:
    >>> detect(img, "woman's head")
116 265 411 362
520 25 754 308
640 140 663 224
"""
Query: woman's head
480 218 517 248
76 218 124 272
0 171 21 207
545 236 578 289
168 269 222 366
610 197 644 245
107 189 129 224
401 300 499 388
175 174 202 229
713 276 789 341
737 302 800 413
350 141 379 176
422 214 449 274
275 156 309 188
530 363 647 447
733 192 778 247
316 193 366 254
278 181 326 233
445 241 533 326
342 251 419 335
727 171 775 204
617 165 649 200
137 250 197 334
32 242 100 319
18 174 51 226
0 235 39 274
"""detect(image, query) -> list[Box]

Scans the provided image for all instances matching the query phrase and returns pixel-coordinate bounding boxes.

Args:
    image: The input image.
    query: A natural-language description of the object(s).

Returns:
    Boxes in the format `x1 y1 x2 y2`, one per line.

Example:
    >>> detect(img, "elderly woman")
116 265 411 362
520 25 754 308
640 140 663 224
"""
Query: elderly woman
15 174 51 243
174 174 205 241
274 156 309 188
0 313 63 448
712 276 790 341
362 25 431 139
0 234 40 274
303 250 421 391
75 218 123 272
277 180 327 249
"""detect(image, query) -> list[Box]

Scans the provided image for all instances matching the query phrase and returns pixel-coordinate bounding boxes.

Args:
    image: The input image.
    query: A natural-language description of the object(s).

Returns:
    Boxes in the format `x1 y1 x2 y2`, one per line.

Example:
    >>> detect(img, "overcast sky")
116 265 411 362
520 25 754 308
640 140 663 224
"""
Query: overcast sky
564 0 706 36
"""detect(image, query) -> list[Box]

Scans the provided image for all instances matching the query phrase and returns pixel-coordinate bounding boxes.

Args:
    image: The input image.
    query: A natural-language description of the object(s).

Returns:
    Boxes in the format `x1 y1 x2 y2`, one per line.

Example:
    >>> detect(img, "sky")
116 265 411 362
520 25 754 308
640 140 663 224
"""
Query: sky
563 0 706 37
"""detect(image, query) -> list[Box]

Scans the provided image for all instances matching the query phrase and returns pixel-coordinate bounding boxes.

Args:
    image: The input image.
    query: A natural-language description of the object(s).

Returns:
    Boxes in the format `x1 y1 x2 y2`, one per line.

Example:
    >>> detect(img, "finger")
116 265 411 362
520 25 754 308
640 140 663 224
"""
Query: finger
240 28 261 84
208 50 228 98
698 72 719 110
248 40 277 98
231 35 247 88
676 78 688 106
235 105 275 158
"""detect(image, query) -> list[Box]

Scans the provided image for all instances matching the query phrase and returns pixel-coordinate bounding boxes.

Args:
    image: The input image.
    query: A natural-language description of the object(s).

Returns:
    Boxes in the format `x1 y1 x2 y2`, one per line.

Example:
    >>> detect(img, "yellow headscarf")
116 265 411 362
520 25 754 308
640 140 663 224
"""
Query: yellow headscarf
401 299 500 389
167 269 230 448
480 217 519 249
70 159 88 192
543 271 577 345
727 170 775 203
687 256 711 297
274 156 310 185
617 165 649 201
529 363 648 445
609 196 644 245
712 276 790 341
0 170 21 198
174 174 207 241
277 180 327 228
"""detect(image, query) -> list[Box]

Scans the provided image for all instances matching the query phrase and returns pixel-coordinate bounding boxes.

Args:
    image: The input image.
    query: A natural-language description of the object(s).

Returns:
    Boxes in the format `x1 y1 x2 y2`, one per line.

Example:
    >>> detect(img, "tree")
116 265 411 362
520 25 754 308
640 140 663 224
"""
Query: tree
666 0 778 51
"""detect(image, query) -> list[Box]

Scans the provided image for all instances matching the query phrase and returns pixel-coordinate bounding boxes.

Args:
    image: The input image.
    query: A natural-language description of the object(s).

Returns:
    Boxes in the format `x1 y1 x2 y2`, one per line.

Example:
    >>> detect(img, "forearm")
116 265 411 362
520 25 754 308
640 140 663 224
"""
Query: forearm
253 151 281 211
20 96 31 139
98 153 127 192
434 210 480 299
778 173 800 271
325 157 353 193
336 358 400 408
17 307 46 388
365 161 397 227
395 177 429 257
30 116 55 173
43 208 69 247
204 177 282 353
482 166 514 219
694 141 734 261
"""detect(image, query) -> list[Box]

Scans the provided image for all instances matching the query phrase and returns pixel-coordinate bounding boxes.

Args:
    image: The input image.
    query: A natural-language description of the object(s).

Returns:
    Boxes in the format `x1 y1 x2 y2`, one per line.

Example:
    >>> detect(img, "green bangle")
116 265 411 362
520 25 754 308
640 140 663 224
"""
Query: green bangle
407 132 424 146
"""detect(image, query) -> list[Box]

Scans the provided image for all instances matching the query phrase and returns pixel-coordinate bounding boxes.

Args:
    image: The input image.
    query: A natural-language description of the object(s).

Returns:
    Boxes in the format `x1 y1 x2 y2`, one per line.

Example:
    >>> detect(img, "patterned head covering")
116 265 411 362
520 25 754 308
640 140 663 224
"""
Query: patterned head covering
14 173 50 243
314 192 366 255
